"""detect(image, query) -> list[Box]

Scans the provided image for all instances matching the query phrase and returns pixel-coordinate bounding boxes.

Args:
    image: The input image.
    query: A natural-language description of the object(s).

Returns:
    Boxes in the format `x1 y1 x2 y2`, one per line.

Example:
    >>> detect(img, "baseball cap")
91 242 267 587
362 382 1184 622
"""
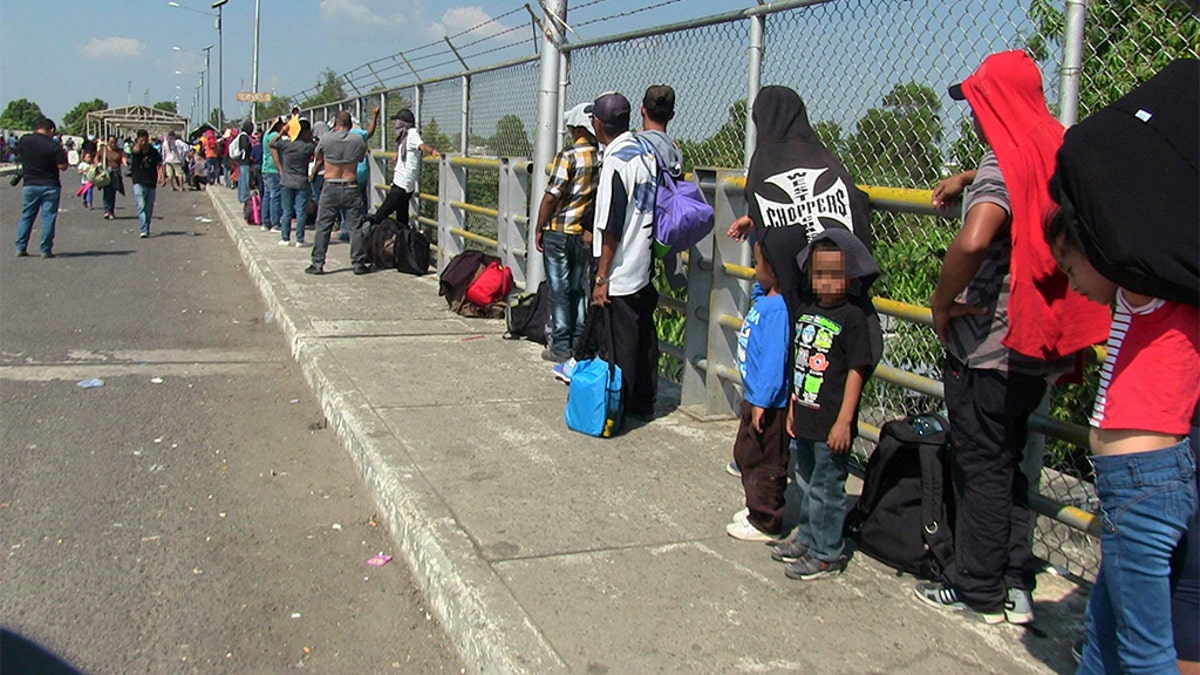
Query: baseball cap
563 102 593 129
642 84 675 120
591 93 631 128
390 109 416 125
948 82 966 101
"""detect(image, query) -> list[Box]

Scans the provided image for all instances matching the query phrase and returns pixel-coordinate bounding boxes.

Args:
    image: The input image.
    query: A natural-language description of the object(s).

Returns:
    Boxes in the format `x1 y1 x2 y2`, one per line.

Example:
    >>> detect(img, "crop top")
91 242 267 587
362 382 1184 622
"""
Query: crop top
1090 290 1200 435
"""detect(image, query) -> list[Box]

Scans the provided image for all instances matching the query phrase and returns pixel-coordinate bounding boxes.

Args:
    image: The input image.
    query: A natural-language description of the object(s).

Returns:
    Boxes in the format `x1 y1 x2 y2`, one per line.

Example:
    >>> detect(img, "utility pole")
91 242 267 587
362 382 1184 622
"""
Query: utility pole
251 0 261 124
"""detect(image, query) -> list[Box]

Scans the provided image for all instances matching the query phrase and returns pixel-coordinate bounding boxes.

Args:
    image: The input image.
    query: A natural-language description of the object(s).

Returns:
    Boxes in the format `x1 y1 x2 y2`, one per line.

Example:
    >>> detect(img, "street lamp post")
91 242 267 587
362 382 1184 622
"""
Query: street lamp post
172 45 213 121
168 1 224 126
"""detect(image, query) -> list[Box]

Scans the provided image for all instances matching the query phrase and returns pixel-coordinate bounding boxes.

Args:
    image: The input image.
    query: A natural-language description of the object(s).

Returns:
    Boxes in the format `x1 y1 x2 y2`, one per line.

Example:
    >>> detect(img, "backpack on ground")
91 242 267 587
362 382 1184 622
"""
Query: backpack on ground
365 218 430 275
635 136 715 259
843 413 954 580
503 280 550 344
439 251 510 318
244 190 261 225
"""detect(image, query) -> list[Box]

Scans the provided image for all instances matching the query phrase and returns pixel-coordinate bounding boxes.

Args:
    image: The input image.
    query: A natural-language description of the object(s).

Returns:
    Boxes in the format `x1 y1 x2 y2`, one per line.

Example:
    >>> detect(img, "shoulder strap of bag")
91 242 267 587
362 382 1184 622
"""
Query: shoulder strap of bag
917 436 954 573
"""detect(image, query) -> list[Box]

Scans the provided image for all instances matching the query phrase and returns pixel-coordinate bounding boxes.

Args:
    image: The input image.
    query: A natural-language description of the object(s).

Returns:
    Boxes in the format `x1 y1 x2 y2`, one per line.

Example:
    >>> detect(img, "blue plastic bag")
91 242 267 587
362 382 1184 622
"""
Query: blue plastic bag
565 355 623 438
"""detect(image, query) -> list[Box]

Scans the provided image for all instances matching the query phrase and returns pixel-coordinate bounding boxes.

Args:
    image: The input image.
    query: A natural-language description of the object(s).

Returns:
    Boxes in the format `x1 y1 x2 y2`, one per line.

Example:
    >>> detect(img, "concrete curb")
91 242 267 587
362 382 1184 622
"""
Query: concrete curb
207 191 566 673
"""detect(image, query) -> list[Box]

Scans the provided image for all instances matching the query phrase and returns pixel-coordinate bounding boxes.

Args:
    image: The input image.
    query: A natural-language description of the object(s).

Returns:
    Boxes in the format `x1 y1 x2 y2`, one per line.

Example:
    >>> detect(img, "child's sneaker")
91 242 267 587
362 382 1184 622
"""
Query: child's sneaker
769 538 807 563
784 555 846 580
552 358 576 384
1004 587 1034 625
725 513 780 542
914 582 1004 624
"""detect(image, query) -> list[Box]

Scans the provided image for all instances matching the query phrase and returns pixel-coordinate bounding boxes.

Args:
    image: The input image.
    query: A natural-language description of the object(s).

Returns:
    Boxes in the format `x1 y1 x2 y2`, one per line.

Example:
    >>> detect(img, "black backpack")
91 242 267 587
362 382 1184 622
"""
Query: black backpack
368 218 430 275
503 281 550 344
843 414 954 580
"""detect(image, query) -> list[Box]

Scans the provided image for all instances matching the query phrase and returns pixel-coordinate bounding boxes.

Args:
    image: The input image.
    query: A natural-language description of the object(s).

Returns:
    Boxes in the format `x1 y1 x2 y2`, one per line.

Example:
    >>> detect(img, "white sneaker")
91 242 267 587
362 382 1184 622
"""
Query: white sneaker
725 513 780 542
294 241 307 248
261 224 270 232
733 507 749 521
277 239 289 246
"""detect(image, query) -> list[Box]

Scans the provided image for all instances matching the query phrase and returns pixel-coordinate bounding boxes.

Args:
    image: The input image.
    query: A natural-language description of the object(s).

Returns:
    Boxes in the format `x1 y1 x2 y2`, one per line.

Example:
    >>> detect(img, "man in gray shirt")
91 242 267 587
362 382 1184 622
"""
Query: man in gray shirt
306 111 369 275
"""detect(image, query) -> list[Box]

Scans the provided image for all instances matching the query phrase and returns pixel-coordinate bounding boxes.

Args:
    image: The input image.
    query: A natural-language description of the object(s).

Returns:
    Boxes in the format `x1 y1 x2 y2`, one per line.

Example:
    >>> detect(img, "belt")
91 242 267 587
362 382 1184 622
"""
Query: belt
324 178 356 184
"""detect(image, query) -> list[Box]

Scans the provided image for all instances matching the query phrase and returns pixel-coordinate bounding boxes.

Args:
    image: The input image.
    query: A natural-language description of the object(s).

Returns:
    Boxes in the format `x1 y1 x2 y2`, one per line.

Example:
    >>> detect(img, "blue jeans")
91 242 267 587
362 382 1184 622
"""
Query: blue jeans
279 185 310 243
791 436 851 562
133 183 156 235
1079 441 1197 675
205 157 220 185
237 163 252 203
16 184 61 254
542 230 588 356
262 172 282 228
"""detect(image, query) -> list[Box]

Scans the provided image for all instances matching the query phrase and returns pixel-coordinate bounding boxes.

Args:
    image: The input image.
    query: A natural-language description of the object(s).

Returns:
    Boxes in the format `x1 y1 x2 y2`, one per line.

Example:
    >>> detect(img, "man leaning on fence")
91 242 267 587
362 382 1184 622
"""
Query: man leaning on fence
916 51 1111 626
589 92 660 426
536 101 600 363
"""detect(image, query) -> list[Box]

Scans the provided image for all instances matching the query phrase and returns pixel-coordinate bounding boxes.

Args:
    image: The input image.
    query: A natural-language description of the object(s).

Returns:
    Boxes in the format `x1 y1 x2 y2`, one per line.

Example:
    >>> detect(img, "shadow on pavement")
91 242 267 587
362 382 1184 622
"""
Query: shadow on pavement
1 627 85 675
54 250 135 258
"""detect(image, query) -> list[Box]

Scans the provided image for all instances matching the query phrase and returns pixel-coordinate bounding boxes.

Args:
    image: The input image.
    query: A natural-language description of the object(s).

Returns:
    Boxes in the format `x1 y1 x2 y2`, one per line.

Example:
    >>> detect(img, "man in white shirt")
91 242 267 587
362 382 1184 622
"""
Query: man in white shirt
590 92 659 425
161 132 188 191
365 108 439 226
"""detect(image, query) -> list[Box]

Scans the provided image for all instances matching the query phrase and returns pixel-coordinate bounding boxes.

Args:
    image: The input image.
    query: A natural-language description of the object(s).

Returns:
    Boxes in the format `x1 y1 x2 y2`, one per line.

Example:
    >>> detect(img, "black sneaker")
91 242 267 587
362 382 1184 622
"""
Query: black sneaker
914 582 1003 624
304 264 324 275
769 538 808 564
41 252 55 258
353 264 372 275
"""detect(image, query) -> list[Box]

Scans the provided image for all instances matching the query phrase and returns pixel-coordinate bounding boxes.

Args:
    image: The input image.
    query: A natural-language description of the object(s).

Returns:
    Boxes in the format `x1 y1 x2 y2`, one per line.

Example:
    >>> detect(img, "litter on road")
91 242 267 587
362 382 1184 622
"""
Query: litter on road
76 379 105 388
366 554 392 567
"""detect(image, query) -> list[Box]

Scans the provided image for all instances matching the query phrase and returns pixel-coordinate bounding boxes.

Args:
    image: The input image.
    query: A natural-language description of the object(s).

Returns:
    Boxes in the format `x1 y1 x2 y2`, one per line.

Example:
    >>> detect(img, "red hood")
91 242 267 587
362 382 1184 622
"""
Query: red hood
962 51 1110 360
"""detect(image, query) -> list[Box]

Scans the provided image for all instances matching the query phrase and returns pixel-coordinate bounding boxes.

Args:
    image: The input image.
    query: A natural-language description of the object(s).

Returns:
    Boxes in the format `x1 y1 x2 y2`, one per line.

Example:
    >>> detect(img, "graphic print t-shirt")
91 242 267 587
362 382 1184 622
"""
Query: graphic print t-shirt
791 299 873 441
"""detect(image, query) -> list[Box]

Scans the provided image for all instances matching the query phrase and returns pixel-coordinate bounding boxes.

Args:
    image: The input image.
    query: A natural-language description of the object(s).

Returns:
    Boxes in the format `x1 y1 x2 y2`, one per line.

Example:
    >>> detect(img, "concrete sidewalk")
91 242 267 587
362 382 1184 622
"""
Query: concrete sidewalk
205 186 1084 674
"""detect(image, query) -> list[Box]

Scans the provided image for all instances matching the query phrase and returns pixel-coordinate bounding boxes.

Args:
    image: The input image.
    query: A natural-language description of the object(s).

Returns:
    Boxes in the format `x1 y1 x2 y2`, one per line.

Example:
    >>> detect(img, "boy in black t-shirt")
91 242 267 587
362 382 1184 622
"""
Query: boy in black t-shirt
773 230 877 581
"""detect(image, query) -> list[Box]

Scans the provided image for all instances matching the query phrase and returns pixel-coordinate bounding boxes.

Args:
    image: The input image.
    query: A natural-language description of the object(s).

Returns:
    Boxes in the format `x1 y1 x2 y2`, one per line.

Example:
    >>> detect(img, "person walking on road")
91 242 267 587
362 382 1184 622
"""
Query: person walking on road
129 129 163 238
14 117 69 258
98 135 126 219
306 111 369 276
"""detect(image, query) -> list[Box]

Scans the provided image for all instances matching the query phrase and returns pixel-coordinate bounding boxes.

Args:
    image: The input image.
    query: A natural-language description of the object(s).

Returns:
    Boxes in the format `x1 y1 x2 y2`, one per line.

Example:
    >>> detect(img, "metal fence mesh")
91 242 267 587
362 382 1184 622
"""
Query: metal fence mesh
294 0 1200 583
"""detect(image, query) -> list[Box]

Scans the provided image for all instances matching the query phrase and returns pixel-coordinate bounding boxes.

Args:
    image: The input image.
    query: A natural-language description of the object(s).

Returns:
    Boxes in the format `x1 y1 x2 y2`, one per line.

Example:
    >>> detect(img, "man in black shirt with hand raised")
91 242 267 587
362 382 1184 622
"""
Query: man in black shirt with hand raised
14 118 68 258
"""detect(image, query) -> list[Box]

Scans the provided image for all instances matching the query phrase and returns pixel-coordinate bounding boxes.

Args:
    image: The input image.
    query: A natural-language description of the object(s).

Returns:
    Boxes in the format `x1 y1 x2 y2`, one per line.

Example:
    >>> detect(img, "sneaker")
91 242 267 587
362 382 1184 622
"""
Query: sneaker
353 264 372 275
304 264 324 275
41 251 55 258
914 582 1004 624
139 232 148 238
1071 638 1084 665
338 232 350 243
733 507 748 521
552 358 576 384
15 250 28 257
725 513 781 542
261 224 270 232
103 212 114 219
294 241 307 248
769 538 808 564
541 347 569 363
1004 587 1034 625
277 239 290 246
784 555 847 580
726 461 742 478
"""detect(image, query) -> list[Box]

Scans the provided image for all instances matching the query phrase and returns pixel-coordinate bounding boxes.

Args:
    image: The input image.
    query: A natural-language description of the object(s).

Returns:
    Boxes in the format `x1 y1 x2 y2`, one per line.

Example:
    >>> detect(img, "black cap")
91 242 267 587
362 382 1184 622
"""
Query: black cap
948 83 966 101
592 93 631 128
390 109 416 125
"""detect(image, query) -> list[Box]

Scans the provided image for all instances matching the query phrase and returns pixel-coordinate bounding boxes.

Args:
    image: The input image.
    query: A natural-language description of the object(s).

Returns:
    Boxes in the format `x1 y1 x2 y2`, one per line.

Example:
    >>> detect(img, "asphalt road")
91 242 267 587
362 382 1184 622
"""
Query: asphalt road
0 180 462 673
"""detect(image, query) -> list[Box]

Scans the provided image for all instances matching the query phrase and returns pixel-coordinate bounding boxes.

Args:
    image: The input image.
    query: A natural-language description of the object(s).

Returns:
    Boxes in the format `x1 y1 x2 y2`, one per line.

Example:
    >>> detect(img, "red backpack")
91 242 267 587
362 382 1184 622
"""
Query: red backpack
466 260 514 307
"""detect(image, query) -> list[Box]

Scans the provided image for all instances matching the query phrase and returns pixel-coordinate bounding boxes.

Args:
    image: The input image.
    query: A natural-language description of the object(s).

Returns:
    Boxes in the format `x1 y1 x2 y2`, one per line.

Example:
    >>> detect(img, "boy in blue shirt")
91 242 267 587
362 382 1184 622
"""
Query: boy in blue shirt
726 237 793 541
773 228 878 579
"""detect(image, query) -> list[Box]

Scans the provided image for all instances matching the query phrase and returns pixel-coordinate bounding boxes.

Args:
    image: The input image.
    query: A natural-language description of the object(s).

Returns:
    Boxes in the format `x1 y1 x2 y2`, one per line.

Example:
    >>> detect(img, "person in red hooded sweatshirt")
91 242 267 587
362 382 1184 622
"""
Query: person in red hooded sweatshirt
915 51 1112 625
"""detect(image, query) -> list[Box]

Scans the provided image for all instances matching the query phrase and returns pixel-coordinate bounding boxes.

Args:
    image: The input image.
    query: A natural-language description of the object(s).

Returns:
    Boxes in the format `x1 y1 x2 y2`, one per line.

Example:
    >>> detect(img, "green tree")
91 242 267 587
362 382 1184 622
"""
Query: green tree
258 96 293 121
0 98 45 131
676 98 746 171
62 98 108 136
844 82 943 186
152 100 178 114
300 69 348 109
1029 0 1198 119
490 115 532 158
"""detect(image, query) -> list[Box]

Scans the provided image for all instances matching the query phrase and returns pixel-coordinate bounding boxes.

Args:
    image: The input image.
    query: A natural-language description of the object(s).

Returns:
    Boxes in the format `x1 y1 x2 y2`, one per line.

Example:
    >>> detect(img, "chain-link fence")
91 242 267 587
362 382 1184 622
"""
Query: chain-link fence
296 0 1199 583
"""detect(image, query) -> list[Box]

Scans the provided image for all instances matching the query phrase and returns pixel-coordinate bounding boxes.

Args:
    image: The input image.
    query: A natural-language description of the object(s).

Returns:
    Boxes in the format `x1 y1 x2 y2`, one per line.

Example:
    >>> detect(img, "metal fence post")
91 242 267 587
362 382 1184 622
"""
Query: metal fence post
437 157 467 271
497 158 531 289
527 0 567 291
460 75 470 156
744 12 765 164
1058 0 1088 125
679 169 719 414
695 169 752 419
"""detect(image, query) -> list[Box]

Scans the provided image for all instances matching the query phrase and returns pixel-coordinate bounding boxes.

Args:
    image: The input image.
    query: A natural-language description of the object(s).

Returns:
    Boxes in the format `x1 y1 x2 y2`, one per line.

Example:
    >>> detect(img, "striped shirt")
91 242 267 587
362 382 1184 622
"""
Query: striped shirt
544 137 599 235
946 151 1068 375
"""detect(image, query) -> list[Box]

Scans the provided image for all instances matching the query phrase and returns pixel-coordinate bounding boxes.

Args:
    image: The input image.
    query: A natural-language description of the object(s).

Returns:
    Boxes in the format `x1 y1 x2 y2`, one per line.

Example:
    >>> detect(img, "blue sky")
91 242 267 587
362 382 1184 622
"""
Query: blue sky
0 0 752 124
